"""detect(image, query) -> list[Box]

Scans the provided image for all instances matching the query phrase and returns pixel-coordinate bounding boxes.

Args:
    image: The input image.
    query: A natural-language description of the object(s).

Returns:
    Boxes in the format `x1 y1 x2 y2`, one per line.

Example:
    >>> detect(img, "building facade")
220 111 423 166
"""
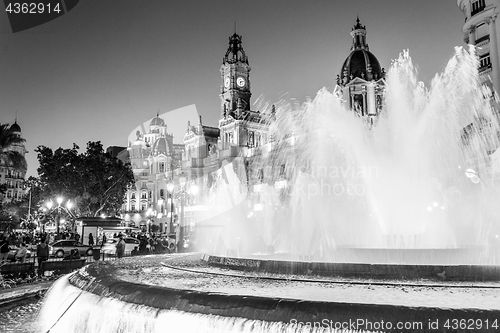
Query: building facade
457 0 500 181
1 121 27 204
336 18 385 128
121 20 385 237
458 0 500 94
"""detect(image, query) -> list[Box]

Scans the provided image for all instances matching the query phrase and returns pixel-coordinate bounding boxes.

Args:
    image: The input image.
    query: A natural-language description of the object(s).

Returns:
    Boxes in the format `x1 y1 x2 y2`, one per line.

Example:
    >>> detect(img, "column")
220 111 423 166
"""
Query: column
367 83 377 115
487 15 500 96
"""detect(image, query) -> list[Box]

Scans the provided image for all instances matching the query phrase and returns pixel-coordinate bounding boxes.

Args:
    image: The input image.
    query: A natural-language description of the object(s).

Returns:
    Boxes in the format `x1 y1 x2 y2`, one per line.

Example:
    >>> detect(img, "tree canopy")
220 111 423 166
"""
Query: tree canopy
0 123 27 171
33 141 134 217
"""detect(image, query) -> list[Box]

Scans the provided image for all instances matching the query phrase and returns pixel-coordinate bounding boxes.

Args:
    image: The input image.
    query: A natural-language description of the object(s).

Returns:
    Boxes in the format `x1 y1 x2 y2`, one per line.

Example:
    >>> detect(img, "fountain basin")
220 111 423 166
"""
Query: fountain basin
201 252 500 281
38 254 500 333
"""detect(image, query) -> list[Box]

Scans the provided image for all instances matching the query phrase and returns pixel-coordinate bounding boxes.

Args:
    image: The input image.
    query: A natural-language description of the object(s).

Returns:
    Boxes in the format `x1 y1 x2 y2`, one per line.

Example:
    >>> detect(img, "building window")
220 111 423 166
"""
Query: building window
248 131 254 147
141 204 146 211
160 189 164 197
141 191 147 199
471 0 486 16
131 192 136 199
159 162 165 173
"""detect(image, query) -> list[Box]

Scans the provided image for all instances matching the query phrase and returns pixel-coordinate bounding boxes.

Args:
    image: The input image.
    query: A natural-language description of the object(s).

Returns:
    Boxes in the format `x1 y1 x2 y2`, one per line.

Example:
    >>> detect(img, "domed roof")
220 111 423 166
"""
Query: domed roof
338 18 385 86
340 49 383 82
150 116 165 127
152 136 173 156
10 121 21 133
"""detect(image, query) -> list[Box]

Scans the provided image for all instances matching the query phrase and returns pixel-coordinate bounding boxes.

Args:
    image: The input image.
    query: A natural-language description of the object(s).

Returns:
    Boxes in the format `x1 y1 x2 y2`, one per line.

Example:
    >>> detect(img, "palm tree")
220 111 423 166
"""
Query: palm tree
0 123 26 171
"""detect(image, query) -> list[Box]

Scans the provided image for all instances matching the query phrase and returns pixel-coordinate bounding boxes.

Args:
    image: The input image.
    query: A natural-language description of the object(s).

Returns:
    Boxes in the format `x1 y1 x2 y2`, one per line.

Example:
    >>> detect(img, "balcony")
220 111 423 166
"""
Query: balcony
471 4 486 17
479 63 492 74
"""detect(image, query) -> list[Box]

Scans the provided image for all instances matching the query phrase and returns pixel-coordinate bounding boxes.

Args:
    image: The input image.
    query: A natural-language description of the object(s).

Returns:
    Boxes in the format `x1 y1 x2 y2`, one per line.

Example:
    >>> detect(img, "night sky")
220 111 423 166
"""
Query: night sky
0 0 466 177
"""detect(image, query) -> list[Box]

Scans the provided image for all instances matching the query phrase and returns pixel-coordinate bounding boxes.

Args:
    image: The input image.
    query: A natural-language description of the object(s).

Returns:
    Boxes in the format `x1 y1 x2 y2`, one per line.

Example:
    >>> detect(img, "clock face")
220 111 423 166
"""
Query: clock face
237 77 246 87
224 77 230 88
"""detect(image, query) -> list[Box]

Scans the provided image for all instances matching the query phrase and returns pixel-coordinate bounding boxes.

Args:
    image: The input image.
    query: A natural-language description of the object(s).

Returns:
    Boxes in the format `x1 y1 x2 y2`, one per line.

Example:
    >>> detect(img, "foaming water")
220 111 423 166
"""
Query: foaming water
39 275 367 333
197 47 500 264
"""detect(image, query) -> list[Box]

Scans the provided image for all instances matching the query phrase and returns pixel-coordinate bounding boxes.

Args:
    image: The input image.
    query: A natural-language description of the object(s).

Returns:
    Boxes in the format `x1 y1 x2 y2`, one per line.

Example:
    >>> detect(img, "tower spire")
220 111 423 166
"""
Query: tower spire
351 16 368 51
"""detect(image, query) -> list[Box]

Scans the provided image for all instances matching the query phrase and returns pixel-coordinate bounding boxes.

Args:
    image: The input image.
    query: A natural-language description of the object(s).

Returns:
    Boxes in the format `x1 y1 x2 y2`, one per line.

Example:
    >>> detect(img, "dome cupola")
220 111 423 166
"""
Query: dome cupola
338 17 385 86
152 136 173 156
10 121 21 133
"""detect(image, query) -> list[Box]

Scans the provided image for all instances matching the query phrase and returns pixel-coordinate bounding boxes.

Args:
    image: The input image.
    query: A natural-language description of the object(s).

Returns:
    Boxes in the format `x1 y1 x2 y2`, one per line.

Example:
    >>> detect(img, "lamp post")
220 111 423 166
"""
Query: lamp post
166 179 174 234
157 197 164 233
167 174 199 252
46 196 73 234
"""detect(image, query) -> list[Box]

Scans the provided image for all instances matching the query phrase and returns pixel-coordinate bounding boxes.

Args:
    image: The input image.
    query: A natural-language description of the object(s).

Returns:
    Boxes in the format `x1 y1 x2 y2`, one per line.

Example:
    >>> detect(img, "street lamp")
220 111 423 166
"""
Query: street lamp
167 173 198 252
45 196 74 234
178 173 187 251
166 179 175 234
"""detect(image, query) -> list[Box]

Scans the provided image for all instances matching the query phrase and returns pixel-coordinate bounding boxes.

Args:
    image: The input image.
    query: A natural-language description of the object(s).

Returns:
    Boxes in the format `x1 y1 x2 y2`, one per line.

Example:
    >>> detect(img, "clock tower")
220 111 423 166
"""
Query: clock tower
220 32 251 117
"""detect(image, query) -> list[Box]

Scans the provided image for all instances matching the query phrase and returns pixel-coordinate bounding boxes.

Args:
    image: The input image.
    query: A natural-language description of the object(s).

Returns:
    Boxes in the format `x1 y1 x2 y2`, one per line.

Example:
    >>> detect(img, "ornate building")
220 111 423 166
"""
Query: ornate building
457 0 500 182
457 0 500 95
1 121 27 203
122 114 183 232
120 32 273 236
219 32 271 155
336 17 385 127
120 22 386 237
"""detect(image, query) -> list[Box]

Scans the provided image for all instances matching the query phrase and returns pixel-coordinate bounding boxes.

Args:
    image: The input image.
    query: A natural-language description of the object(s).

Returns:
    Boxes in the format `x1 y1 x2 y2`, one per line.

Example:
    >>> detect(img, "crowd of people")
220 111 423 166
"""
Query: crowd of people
110 231 178 255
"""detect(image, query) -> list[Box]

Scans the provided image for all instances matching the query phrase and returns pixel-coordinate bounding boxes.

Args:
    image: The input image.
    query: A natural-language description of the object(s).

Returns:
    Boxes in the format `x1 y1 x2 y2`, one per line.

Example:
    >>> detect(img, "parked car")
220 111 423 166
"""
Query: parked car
7 246 32 262
101 237 145 255
49 240 94 258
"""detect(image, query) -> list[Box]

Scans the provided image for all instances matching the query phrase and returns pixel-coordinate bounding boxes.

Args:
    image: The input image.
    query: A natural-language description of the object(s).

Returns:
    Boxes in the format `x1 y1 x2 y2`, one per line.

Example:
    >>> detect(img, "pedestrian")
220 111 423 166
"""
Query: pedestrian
115 235 125 258
36 238 50 276
0 234 9 263
88 233 94 247
15 242 28 263
101 233 107 247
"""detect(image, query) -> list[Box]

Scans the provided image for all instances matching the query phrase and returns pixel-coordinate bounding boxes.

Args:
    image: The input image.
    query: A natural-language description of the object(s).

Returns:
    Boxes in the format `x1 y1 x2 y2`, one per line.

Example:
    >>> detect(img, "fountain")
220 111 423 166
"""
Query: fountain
36 47 500 332
196 46 500 267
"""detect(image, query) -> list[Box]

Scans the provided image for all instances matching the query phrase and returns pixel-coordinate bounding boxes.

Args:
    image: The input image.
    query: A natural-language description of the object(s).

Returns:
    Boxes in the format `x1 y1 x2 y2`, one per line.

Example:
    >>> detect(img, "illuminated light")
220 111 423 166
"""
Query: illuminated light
100 213 106 219
433 202 438 207
254 203 264 211
465 168 477 178
441 206 445 210
427 207 432 211
190 184 199 195
56 197 63 205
